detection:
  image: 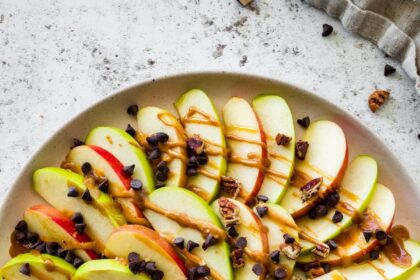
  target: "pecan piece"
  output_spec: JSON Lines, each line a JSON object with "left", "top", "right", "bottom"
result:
{"left": 275, "top": 133, "right": 292, "bottom": 146}
{"left": 186, "top": 134, "right": 205, "bottom": 155}
{"left": 238, "top": 0, "right": 253, "bottom": 6}
{"left": 218, "top": 197, "right": 240, "bottom": 227}
{"left": 280, "top": 241, "right": 302, "bottom": 260}
{"left": 311, "top": 243, "right": 330, "bottom": 258}
{"left": 230, "top": 248, "right": 245, "bottom": 269}
{"left": 307, "top": 266, "right": 326, "bottom": 278}
{"left": 368, "top": 90, "right": 390, "bottom": 112}
{"left": 300, "top": 177, "right": 323, "bottom": 202}
{"left": 221, "top": 176, "right": 241, "bottom": 199}
{"left": 295, "top": 140, "right": 309, "bottom": 160}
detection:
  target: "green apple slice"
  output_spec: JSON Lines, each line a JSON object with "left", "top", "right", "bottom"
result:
{"left": 175, "top": 89, "right": 227, "bottom": 201}
{"left": 0, "top": 253, "right": 75, "bottom": 280}
{"left": 33, "top": 167, "right": 125, "bottom": 250}
{"left": 85, "top": 126, "right": 154, "bottom": 194}
{"left": 212, "top": 198, "right": 269, "bottom": 280}
{"left": 137, "top": 106, "right": 187, "bottom": 188}
{"left": 407, "top": 268, "right": 420, "bottom": 280}
{"left": 73, "top": 259, "right": 149, "bottom": 280}
{"left": 298, "top": 183, "right": 395, "bottom": 265}
{"left": 256, "top": 203, "right": 299, "bottom": 277}
{"left": 252, "top": 94, "right": 295, "bottom": 203}
{"left": 297, "top": 155, "right": 378, "bottom": 254}
{"left": 337, "top": 239, "right": 420, "bottom": 280}
{"left": 143, "top": 187, "right": 233, "bottom": 280}
{"left": 280, "top": 120, "right": 348, "bottom": 218}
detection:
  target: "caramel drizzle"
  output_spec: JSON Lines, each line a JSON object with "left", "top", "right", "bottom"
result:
{"left": 225, "top": 134, "right": 267, "bottom": 148}
{"left": 336, "top": 201, "right": 360, "bottom": 221}
{"left": 184, "top": 184, "right": 212, "bottom": 201}
{"left": 198, "top": 168, "right": 221, "bottom": 181}
{"left": 181, "top": 106, "right": 221, "bottom": 127}
{"left": 268, "top": 151, "right": 293, "bottom": 166}
{"left": 299, "top": 231, "right": 327, "bottom": 247}
{"left": 266, "top": 210, "right": 299, "bottom": 230}
{"left": 227, "top": 125, "right": 259, "bottom": 133}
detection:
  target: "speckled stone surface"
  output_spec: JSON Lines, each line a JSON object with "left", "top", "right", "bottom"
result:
{"left": 0, "top": 0, "right": 419, "bottom": 202}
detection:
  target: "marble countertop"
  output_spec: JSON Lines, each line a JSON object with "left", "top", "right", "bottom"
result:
{"left": 0, "top": 0, "right": 419, "bottom": 201}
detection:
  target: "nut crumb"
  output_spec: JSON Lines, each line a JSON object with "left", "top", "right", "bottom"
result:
{"left": 275, "top": 133, "right": 292, "bottom": 146}
{"left": 368, "top": 90, "right": 390, "bottom": 112}
{"left": 237, "top": 0, "right": 253, "bottom": 6}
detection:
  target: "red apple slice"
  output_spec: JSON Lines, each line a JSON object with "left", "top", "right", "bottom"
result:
{"left": 222, "top": 97, "right": 267, "bottom": 203}
{"left": 64, "top": 145, "right": 146, "bottom": 225}
{"left": 280, "top": 120, "right": 348, "bottom": 218}
{"left": 24, "top": 205, "right": 98, "bottom": 261}
{"left": 105, "top": 225, "right": 187, "bottom": 280}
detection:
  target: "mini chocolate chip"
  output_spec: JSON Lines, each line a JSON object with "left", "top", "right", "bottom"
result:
{"left": 57, "top": 248, "right": 68, "bottom": 258}
{"left": 98, "top": 179, "right": 109, "bottom": 193}
{"left": 203, "top": 234, "right": 217, "bottom": 250}
{"left": 283, "top": 234, "right": 295, "bottom": 244}
{"left": 75, "top": 223, "right": 86, "bottom": 234}
{"left": 196, "top": 265, "right": 210, "bottom": 277}
{"left": 322, "top": 24, "right": 333, "bottom": 36}
{"left": 196, "top": 153, "right": 208, "bottom": 165}
{"left": 72, "top": 212, "right": 84, "bottom": 224}
{"left": 125, "top": 124, "right": 136, "bottom": 136}
{"left": 155, "top": 132, "right": 169, "bottom": 143}
{"left": 129, "top": 261, "right": 142, "bottom": 274}
{"left": 375, "top": 229, "right": 387, "bottom": 241}
{"left": 270, "top": 250, "right": 280, "bottom": 263}
{"left": 81, "top": 189, "right": 92, "bottom": 202}
{"left": 308, "top": 207, "right": 317, "bottom": 219}
{"left": 148, "top": 148, "right": 161, "bottom": 160}
{"left": 322, "top": 263, "right": 331, "bottom": 273}
{"left": 325, "top": 191, "right": 340, "bottom": 208}
{"left": 363, "top": 231, "right": 373, "bottom": 242}
{"left": 65, "top": 250, "right": 75, "bottom": 263}
{"left": 187, "top": 156, "right": 199, "bottom": 168}
{"left": 186, "top": 168, "right": 198, "bottom": 176}
{"left": 81, "top": 162, "right": 92, "bottom": 175}
{"left": 72, "top": 138, "right": 85, "bottom": 148}
{"left": 128, "top": 252, "right": 140, "bottom": 263}
{"left": 188, "top": 267, "right": 197, "bottom": 280}
{"left": 127, "top": 104, "right": 139, "bottom": 116}
{"left": 46, "top": 242, "right": 59, "bottom": 255}
{"left": 157, "top": 161, "right": 169, "bottom": 173}
{"left": 155, "top": 171, "right": 168, "bottom": 182}
{"left": 227, "top": 226, "right": 239, "bottom": 238}
{"left": 186, "top": 240, "right": 199, "bottom": 252}
{"left": 252, "top": 263, "right": 264, "bottom": 276}
{"left": 73, "top": 257, "right": 84, "bottom": 268}
{"left": 15, "top": 220, "right": 28, "bottom": 232}
{"left": 19, "top": 263, "right": 30, "bottom": 276}
{"left": 173, "top": 237, "right": 185, "bottom": 249}
{"left": 67, "top": 186, "right": 79, "bottom": 197}
{"left": 130, "top": 179, "right": 143, "bottom": 191}
{"left": 235, "top": 237, "right": 247, "bottom": 249}
{"left": 327, "top": 240, "right": 338, "bottom": 250}
{"left": 256, "top": 205, "right": 268, "bottom": 218}
{"left": 34, "top": 241, "right": 46, "bottom": 253}
{"left": 297, "top": 116, "right": 311, "bottom": 128}
{"left": 15, "top": 231, "right": 27, "bottom": 243}
{"left": 274, "top": 267, "right": 287, "bottom": 279}
{"left": 123, "top": 164, "right": 135, "bottom": 177}
{"left": 145, "top": 262, "right": 157, "bottom": 273}
{"left": 146, "top": 135, "right": 160, "bottom": 147}
{"left": 152, "top": 270, "right": 164, "bottom": 280}
{"left": 315, "top": 204, "right": 328, "bottom": 217}
{"left": 370, "top": 248, "right": 380, "bottom": 260}
{"left": 295, "top": 140, "right": 309, "bottom": 160}
{"left": 332, "top": 210, "right": 344, "bottom": 223}
{"left": 384, "top": 64, "right": 396, "bottom": 76}
{"left": 257, "top": 195, "right": 269, "bottom": 203}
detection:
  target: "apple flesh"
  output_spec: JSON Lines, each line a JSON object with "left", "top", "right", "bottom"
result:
{"left": 0, "top": 253, "right": 75, "bottom": 280}
{"left": 137, "top": 106, "right": 187, "bottom": 188}
{"left": 222, "top": 97, "right": 267, "bottom": 203}
{"left": 24, "top": 204, "right": 98, "bottom": 261}
{"left": 280, "top": 120, "right": 348, "bottom": 218}
{"left": 105, "top": 225, "right": 186, "bottom": 280}
{"left": 212, "top": 197, "right": 269, "bottom": 280}
{"left": 252, "top": 94, "right": 295, "bottom": 203}
{"left": 143, "top": 187, "right": 233, "bottom": 280}
{"left": 297, "top": 155, "right": 378, "bottom": 254}
{"left": 407, "top": 268, "right": 420, "bottom": 280}
{"left": 33, "top": 167, "right": 126, "bottom": 250}
{"left": 316, "top": 270, "right": 346, "bottom": 280}
{"left": 175, "top": 89, "right": 227, "bottom": 201}
{"left": 73, "top": 259, "right": 149, "bottom": 280}
{"left": 85, "top": 126, "right": 155, "bottom": 194}
{"left": 298, "top": 183, "right": 395, "bottom": 265}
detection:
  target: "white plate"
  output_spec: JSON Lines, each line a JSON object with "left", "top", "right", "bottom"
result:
{"left": 0, "top": 71, "right": 418, "bottom": 264}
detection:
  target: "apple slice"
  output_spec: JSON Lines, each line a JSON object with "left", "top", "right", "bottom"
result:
{"left": 137, "top": 106, "right": 187, "bottom": 188}
{"left": 73, "top": 259, "right": 149, "bottom": 280}
{"left": 0, "top": 253, "right": 76, "bottom": 279}
{"left": 24, "top": 204, "right": 98, "bottom": 261}
{"left": 65, "top": 145, "right": 146, "bottom": 225}
{"left": 298, "top": 183, "right": 395, "bottom": 265}
{"left": 297, "top": 155, "right": 378, "bottom": 254}
{"left": 256, "top": 203, "right": 299, "bottom": 278}
{"left": 407, "top": 268, "right": 420, "bottom": 280}
{"left": 252, "top": 94, "right": 295, "bottom": 203}
{"left": 280, "top": 120, "right": 348, "bottom": 218}
{"left": 222, "top": 97, "right": 267, "bottom": 203}
{"left": 105, "top": 225, "right": 186, "bottom": 280}
{"left": 316, "top": 270, "right": 346, "bottom": 280}
{"left": 175, "top": 89, "right": 227, "bottom": 201}
{"left": 85, "top": 126, "right": 155, "bottom": 194}
{"left": 143, "top": 187, "right": 233, "bottom": 280}
{"left": 33, "top": 167, "right": 126, "bottom": 250}
{"left": 212, "top": 197, "right": 269, "bottom": 280}
{"left": 337, "top": 239, "right": 420, "bottom": 280}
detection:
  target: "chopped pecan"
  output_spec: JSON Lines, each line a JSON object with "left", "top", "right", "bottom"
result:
{"left": 295, "top": 140, "right": 309, "bottom": 160}
{"left": 238, "top": 0, "right": 253, "bottom": 6}
{"left": 218, "top": 197, "right": 240, "bottom": 227}
{"left": 311, "top": 243, "right": 330, "bottom": 258}
{"left": 307, "top": 266, "right": 326, "bottom": 278}
{"left": 280, "top": 241, "right": 302, "bottom": 260}
{"left": 186, "top": 134, "right": 205, "bottom": 155}
{"left": 300, "top": 177, "right": 323, "bottom": 202}
{"left": 230, "top": 248, "right": 245, "bottom": 269}
{"left": 368, "top": 90, "right": 390, "bottom": 112}
{"left": 221, "top": 176, "right": 241, "bottom": 199}
{"left": 275, "top": 133, "right": 292, "bottom": 146}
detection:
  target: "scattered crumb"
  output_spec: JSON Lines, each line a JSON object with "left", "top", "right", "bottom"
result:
{"left": 233, "top": 16, "right": 248, "bottom": 27}
{"left": 368, "top": 90, "right": 390, "bottom": 112}
{"left": 44, "top": 24, "right": 52, "bottom": 30}
{"left": 0, "top": 14, "right": 4, "bottom": 24}
{"left": 147, "top": 59, "right": 156, "bottom": 66}
{"left": 237, "top": 0, "right": 253, "bottom": 6}
{"left": 212, "top": 44, "right": 226, "bottom": 59}
{"left": 239, "top": 55, "right": 247, "bottom": 66}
